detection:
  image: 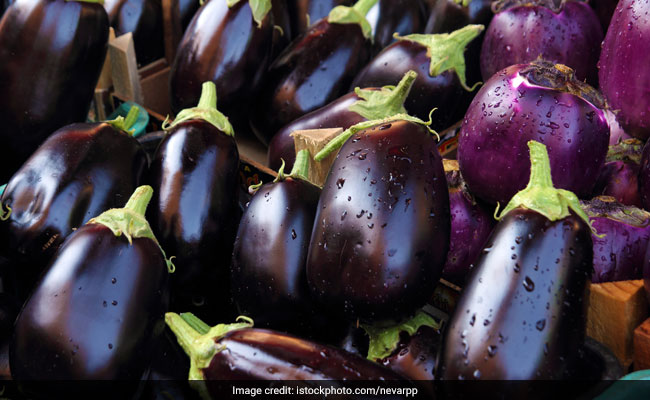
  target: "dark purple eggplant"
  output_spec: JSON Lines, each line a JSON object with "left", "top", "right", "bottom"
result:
{"left": 351, "top": 25, "right": 484, "bottom": 127}
{"left": 170, "top": 0, "right": 275, "bottom": 133}
{"left": 137, "top": 130, "right": 166, "bottom": 163}
{"left": 0, "top": 0, "right": 109, "bottom": 183}
{"left": 442, "top": 159, "right": 495, "bottom": 286}
{"left": 178, "top": 0, "right": 199, "bottom": 31}
{"left": 249, "top": 0, "right": 376, "bottom": 145}
{"left": 231, "top": 150, "right": 322, "bottom": 334}
{"left": 268, "top": 70, "right": 417, "bottom": 171}
{"left": 148, "top": 82, "right": 240, "bottom": 323}
{"left": 0, "top": 107, "right": 148, "bottom": 299}
{"left": 289, "top": 0, "right": 354, "bottom": 35}
{"left": 593, "top": 139, "right": 643, "bottom": 208}
{"left": 270, "top": 0, "right": 293, "bottom": 57}
{"left": 366, "top": 0, "right": 427, "bottom": 53}
{"left": 10, "top": 186, "right": 172, "bottom": 397}
{"left": 306, "top": 116, "right": 450, "bottom": 321}
{"left": 457, "top": 60, "right": 610, "bottom": 206}
{"left": 481, "top": 0, "right": 603, "bottom": 84}
{"left": 599, "top": 0, "right": 650, "bottom": 140}
{"left": 104, "top": 0, "right": 164, "bottom": 67}
{"left": 639, "top": 139, "right": 650, "bottom": 212}
{"left": 581, "top": 196, "right": 650, "bottom": 283}
{"left": 165, "top": 312, "right": 408, "bottom": 399}
{"left": 439, "top": 141, "right": 595, "bottom": 384}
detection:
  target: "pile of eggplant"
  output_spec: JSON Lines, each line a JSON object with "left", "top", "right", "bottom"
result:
{"left": 2, "top": 0, "right": 650, "bottom": 397}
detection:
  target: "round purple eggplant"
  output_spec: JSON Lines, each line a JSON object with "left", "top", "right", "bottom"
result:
{"left": 249, "top": 0, "right": 376, "bottom": 145}
{"left": 0, "top": 0, "right": 109, "bottom": 183}
{"left": 104, "top": 0, "right": 164, "bottom": 67}
{"left": 169, "top": 0, "right": 275, "bottom": 130}
{"left": 351, "top": 25, "right": 484, "bottom": 127}
{"left": 147, "top": 82, "right": 240, "bottom": 323}
{"left": 0, "top": 108, "right": 147, "bottom": 298}
{"left": 231, "top": 150, "right": 323, "bottom": 335}
{"left": 288, "top": 0, "right": 355, "bottom": 35}
{"left": 439, "top": 141, "right": 595, "bottom": 384}
{"left": 593, "top": 139, "right": 643, "bottom": 208}
{"left": 599, "top": 0, "right": 650, "bottom": 140}
{"left": 268, "top": 70, "right": 417, "bottom": 171}
{"left": 582, "top": 196, "right": 650, "bottom": 283}
{"left": 481, "top": 0, "right": 603, "bottom": 84}
{"left": 442, "top": 159, "right": 495, "bottom": 286}
{"left": 306, "top": 116, "right": 450, "bottom": 321}
{"left": 366, "top": 0, "right": 427, "bottom": 53}
{"left": 10, "top": 186, "right": 172, "bottom": 397}
{"left": 457, "top": 60, "right": 610, "bottom": 205}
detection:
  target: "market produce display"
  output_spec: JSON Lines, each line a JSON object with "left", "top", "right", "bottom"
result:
{"left": 2, "top": 0, "right": 650, "bottom": 398}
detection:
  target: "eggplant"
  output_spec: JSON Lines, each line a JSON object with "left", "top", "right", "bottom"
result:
{"left": 581, "top": 196, "right": 650, "bottom": 283}
{"left": 268, "top": 70, "right": 417, "bottom": 171}
{"left": 249, "top": 0, "right": 376, "bottom": 145}
{"left": 0, "top": 107, "right": 148, "bottom": 299}
{"left": 0, "top": 0, "right": 13, "bottom": 16}
{"left": 178, "top": 0, "right": 199, "bottom": 31}
{"left": 593, "top": 139, "right": 643, "bottom": 208}
{"left": 165, "top": 312, "right": 408, "bottom": 399}
{"left": 442, "top": 159, "right": 495, "bottom": 286}
{"left": 366, "top": 0, "right": 427, "bottom": 53}
{"left": 457, "top": 60, "right": 610, "bottom": 206}
{"left": 288, "top": 0, "right": 354, "bottom": 35}
{"left": 10, "top": 186, "right": 172, "bottom": 397}
{"left": 0, "top": 0, "right": 109, "bottom": 183}
{"left": 638, "top": 139, "right": 650, "bottom": 212}
{"left": 170, "top": 0, "right": 275, "bottom": 131}
{"left": 351, "top": 25, "right": 484, "bottom": 128}
{"left": 306, "top": 115, "right": 450, "bottom": 321}
{"left": 231, "top": 150, "right": 322, "bottom": 334}
{"left": 137, "top": 130, "right": 166, "bottom": 163}
{"left": 104, "top": 0, "right": 165, "bottom": 67}
{"left": 599, "top": 0, "right": 650, "bottom": 140}
{"left": 480, "top": 0, "right": 603, "bottom": 84}
{"left": 606, "top": 109, "right": 633, "bottom": 146}
{"left": 147, "top": 82, "right": 240, "bottom": 323}
{"left": 645, "top": 245, "right": 650, "bottom": 302}
{"left": 439, "top": 141, "right": 595, "bottom": 385}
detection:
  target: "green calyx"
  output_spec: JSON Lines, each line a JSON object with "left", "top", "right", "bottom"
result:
{"left": 494, "top": 141, "right": 602, "bottom": 237}
{"left": 165, "top": 312, "right": 254, "bottom": 381}
{"left": 314, "top": 112, "right": 438, "bottom": 162}
{"left": 328, "top": 0, "right": 379, "bottom": 40}
{"left": 348, "top": 70, "right": 417, "bottom": 121}
{"left": 106, "top": 105, "right": 140, "bottom": 136}
{"left": 361, "top": 310, "right": 441, "bottom": 361}
{"left": 87, "top": 185, "right": 176, "bottom": 273}
{"left": 395, "top": 24, "right": 484, "bottom": 91}
{"left": 164, "top": 81, "right": 234, "bottom": 137}
{"left": 0, "top": 184, "right": 9, "bottom": 221}
{"left": 606, "top": 138, "right": 643, "bottom": 164}
{"left": 274, "top": 149, "right": 312, "bottom": 183}
{"left": 227, "top": 0, "right": 272, "bottom": 28}
{"left": 453, "top": 0, "right": 471, "bottom": 6}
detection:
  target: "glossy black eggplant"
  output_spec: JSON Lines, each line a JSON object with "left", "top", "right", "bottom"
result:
{"left": 137, "top": 130, "right": 166, "bottom": 163}
{"left": 231, "top": 151, "right": 322, "bottom": 334}
{"left": 0, "top": 109, "right": 148, "bottom": 298}
{"left": 170, "top": 0, "right": 275, "bottom": 129}
{"left": 351, "top": 25, "right": 484, "bottom": 128}
{"left": 104, "top": 0, "right": 164, "bottom": 67}
{"left": 165, "top": 313, "right": 408, "bottom": 399}
{"left": 10, "top": 186, "right": 172, "bottom": 397}
{"left": 288, "top": 0, "right": 354, "bottom": 35}
{"left": 306, "top": 116, "right": 450, "bottom": 321}
{"left": 267, "top": 70, "right": 417, "bottom": 171}
{"left": 367, "top": 0, "right": 427, "bottom": 53}
{"left": 178, "top": 0, "right": 199, "bottom": 31}
{"left": 148, "top": 82, "right": 240, "bottom": 323}
{"left": 439, "top": 141, "right": 595, "bottom": 387}
{"left": 249, "top": 0, "right": 376, "bottom": 144}
{"left": 0, "top": 0, "right": 109, "bottom": 183}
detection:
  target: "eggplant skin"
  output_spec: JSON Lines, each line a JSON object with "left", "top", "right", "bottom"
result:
{"left": 147, "top": 120, "right": 240, "bottom": 322}
{"left": 0, "top": 0, "right": 109, "bottom": 183}
{"left": 306, "top": 120, "right": 450, "bottom": 321}
{"left": 480, "top": 1, "right": 602, "bottom": 84}
{"left": 10, "top": 224, "right": 169, "bottom": 395}
{"left": 231, "top": 178, "right": 321, "bottom": 333}
{"left": 640, "top": 140, "right": 650, "bottom": 212}
{"left": 439, "top": 209, "right": 592, "bottom": 383}
{"left": 0, "top": 123, "right": 147, "bottom": 287}
{"left": 599, "top": 0, "right": 650, "bottom": 140}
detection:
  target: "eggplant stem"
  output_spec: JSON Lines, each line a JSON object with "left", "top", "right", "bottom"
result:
{"left": 181, "top": 312, "right": 211, "bottom": 335}
{"left": 124, "top": 186, "right": 153, "bottom": 217}
{"left": 106, "top": 105, "right": 140, "bottom": 135}
{"left": 353, "top": 0, "right": 379, "bottom": 15}
{"left": 168, "top": 82, "right": 234, "bottom": 137}
{"left": 0, "top": 203, "right": 11, "bottom": 221}
{"left": 349, "top": 70, "right": 417, "bottom": 121}
{"left": 289, "top": 149, "right": 311, "bottom": 182}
